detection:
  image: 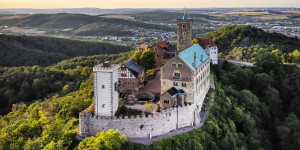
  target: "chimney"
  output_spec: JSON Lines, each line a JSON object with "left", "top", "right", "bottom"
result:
{"left": 193, "top": 52, "right": 196, "bottom": 68}
{"left": 200, "top": 55, "right": 203, "bottom": 63}
{"left": 205, "top": 45, "right": 209, "bottom": 55}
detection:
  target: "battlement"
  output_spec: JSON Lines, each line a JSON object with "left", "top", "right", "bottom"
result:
{"left": 81, "top": 103, "right": 195, "bottom": 121}
{"left": 93, "top": 64, "right": 119, "bottom": 72}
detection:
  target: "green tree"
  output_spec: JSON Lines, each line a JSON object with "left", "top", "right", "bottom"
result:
{"left": 78, "top": 129, "right": 127, "bottom": 150}
{"left": 277, "top": 113, "right": 300, "bottom": 150}
{"left": 144, "top": 102, "right": 154, "bottom": 112}
{"left": 140, "top": 48, "right": 156, "bottom": 70}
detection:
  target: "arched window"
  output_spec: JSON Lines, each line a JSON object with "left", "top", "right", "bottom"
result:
{"left": 182, "top": 32, "right": 186, "bottom": 36}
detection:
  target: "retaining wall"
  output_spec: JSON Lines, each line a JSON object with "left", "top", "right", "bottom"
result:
{"left": 79, "top": 104, "right": 199, "bottom": 138}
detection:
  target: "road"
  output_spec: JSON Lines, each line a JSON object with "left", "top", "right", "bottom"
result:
{"left": 227, "top": 60, "right": 254, "bottom": 67}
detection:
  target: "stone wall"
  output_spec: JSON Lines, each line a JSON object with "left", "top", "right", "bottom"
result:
{"left": 79, "top": 104, "right": 199, "bottom": 138}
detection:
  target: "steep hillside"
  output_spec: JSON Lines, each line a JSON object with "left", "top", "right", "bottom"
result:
{"left": 0, "top": 51, "right": 134, "bottom": 115}
{"left": 0, "top": 34, "right": 132, "bottom": 67}
{"left": 204, "top": 25, "right": 300, "bottom": 53}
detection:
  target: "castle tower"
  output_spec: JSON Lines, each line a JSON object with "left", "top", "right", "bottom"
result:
{"left": 93, "top": 61, "right": 119, "bottom": 117}
{"left": 177, "top": 9, "right": 193, "bottom": 53}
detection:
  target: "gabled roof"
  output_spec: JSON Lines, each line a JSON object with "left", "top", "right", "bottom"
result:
{"left": 157, "top": 41, "right": 168, "bottom": 48}
{"left": 178, "top": 44, "right": 209, "bottom": 71}
{"left": 167, "top": 87, "right": 186, "bottom": 98}
{"left": 123, "top": 59, "right": 145, "bottom": 78}
{"left": 197, "top": 37, "right": 216, "bottom": 47}
{"left": 155, "top": 41, "right": 176, "bottom": 53}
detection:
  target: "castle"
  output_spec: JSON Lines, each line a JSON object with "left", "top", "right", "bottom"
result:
{"left": 78, "top": 11, "right": 214, "bottom": 139}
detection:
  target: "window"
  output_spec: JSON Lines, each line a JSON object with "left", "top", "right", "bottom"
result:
{"left": 173, "top": 72, "right": 180, "bottom": 79}
{"left": 178, "top": 63, "right": 183, "bottom": 68}
{"left": 164, "top": 100, "right": 169, "bottom": 104}
{"left": 214, "top": 51, "right": 217, "bottom": 54}
{"left": 132, "top": 81, "right": 135, "bottom": 84}
{"left": 102, "top": 85, "right": 105, "bottom": 89}
{"left": 157, "top": 54, "right": 159, "bottom": 57}
{"left": 173, "top": 82, "right": 178, "bottom": 86}
{"left": 182, "top": 32, "right": 186, "bottom": 36}
{"left": 102, "top": 104, "right": 105, "bottom": 108}
{"left": 182, "top": 83, "right": 186, "bottom": 87}
{"left": 172, "top": 63, "right": 176, "bottom": 67}
{"left": 121, "top": 67, "right": 127, "bottom": 71}
{"left": 130, "top": 74, "right": 133, "bottom": 77}
{"left": 121, "top": 74, "right": 126, "bottom": 77}
{"left": 182, "top": 24, "right": 187, "bottom": 29}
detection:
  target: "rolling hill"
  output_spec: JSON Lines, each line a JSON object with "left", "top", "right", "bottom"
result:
{"left": 131, "top": 11, "right": 220, "bottom": 23}
{"left": 0, "top": 34, "right": 132, "bottom": 67}
{"left": 0, "top": 13, "right": 174, "bottom": 36}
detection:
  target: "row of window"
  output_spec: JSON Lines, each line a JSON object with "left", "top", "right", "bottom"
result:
{"left": 196, "top": 79, "right": 209, "bottom": 95}
{"left": 163, "top": 100, "right": 170, "bottom": 104}
{"left": 172, "top": 63, "right": 183, "bottom": 68}
{"left": 123, "top": 81, "right": 135, "bottom": 84}
{"left": 173, "top": 82, "right": 186, "bottom": 87}
{"left": 120, "top": 73, "right": 133, "bottom": 78}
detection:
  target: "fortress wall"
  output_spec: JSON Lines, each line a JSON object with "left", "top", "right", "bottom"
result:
{"left": 79, "top": 104, "right": 197, "bottom": 138}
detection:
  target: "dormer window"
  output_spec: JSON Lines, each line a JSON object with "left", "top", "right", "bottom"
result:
{"left": 182, "top": 24, "right": 187, "bottom": 29}
{"left": 178, "top": 63, "right": 183, "bottom": 68}
{"left": 172, "top": 63, "right": 176, "bottom": 67}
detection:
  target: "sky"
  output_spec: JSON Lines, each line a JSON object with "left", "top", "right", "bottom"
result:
{"left": 0, "top": 0, "right": 300, "bottom": 9}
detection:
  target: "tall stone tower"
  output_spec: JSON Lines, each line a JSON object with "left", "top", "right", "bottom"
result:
{"left": 93, "top": 61, "right": 119, "bottom": 117}
{"left": 177, "top": 10, "right": 193, "bottom": 53}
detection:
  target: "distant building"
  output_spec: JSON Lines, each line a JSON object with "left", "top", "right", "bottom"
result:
{"left": 196, "top": 37, "right": 218, "bottom": 64}
{"left": 151, "top": 41, "right": 176, "bottom": 68}
{"left": 93, "top": 61, "right": 119, "bottom": 117}
{"left": 136, "top": 44, "right": 149, "bottom": 52}
{"left": 118, "top": 59, "right": 145, "bottom": 92}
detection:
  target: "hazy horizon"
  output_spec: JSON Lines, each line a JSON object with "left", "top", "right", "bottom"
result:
{"left": 1, "top": 0, "right": 300, "bottom": 9}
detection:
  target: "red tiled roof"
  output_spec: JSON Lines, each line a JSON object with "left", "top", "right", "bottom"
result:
{"left": 196, "top": 37, "right": 216, "bottom": 47}
{"left": 157, "top": 41, "right": 168, "bottom": 48}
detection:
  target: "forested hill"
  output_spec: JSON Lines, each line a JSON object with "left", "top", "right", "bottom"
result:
{"left": 204, "top": 25, "right": 300, "bottom": 53}
{"left": 0, "top": 34, "right": 132, "bottom": 67}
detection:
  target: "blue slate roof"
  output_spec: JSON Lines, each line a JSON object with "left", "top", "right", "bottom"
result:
{"left": 167, "top": 87, "right": 186, "bottom": 98}
{"left": 165, "top": 44, "right": 176, "bottom": 52}
{"left": 178, "top": 44, "right": 209, "bottom": 71}
{"left": 123, "top": 59, "right": 145, "bottom": 78}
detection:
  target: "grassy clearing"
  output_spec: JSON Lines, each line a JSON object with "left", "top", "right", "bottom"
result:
{"left": 260, "top": 15, "right": 289, "bottom": 20}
